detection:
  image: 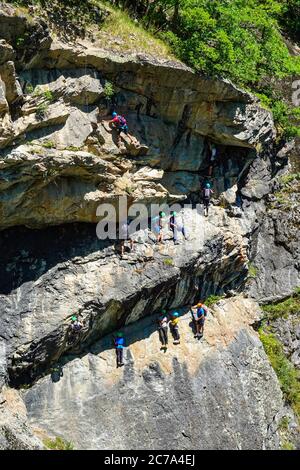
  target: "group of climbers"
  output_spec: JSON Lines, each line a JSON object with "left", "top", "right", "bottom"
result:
{"left": 153, "top": 210, "right": 187, "bottom": 246}
{"left": 108, "top": 110, "right": 216, "bottom": 218}
{"left": 112, "top": 302, "right": 208, "bottom": 367}
{"left": 157, "top": 302, "right": 208, "bottom": 350}
{"left": 157, "top": 310, "right": 180, "bottom": 349}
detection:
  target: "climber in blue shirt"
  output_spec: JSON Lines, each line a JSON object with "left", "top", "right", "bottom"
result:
{"left": 114, "top": 331, "right": 125, "bottom": 367}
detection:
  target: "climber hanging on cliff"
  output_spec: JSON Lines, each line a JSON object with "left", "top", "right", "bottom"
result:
{"left": 208, "top": 142, "right": 218, "bottom": 177}
{"left": 202, "top": 182, "right": 214, "bottom": 217}
{"left": 68, "top": 315, "right": 84, "bottom": 345}
{"left": 169, "top": 312, "right": 180, "bottom": 344}
{"left": 157, "top": 310, "right": 169, "bottom": 350}
{"left": 109, "top": 111, "right": 137, "bottom": 147}
{"left": 114, "top": 331, "right": 125, "bottom": 367}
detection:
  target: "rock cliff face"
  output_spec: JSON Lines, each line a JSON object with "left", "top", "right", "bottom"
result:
{"left": 0, "top": 4, "right": 299, "bottom": 450}
{"left": 23, "top": 297, "right": 285, "bottom": 450}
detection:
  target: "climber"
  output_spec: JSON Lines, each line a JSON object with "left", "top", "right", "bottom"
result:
{"left": 169, "top": 312, "right": 180, "bottom": 344}
{"left": 208, "top": 142, "right": 218, "bottom": 177}
{"left": 114, "top": 331, "right": 125, "bottom": 367}
{"left": 157, "top": 310, "right": 169, "bottom": 350}
{"left": 169, "top": 211, "right": 187, "bottom": 245}
{"left": 68, "top": 315, "right": 83, "bottom": 344}
{"left": 152, "top": 211, "right": 166, "bottom": 244}
{"left": 109, "top": 111, "right": 136, "bottom": 146}
{"left": 119, "top": 219, "right": 134, "bottom": 257}
{"left": 192, "top": 302, "right": 208, "bottom": 338}
{"left": 202, "top": 182, "right": 214, "bottom": 217}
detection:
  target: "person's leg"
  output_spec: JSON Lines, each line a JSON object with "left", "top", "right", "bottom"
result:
{"left": 119, "top": 348, "right": 124, "bottom": 365}
{"left": 158, "top": 327, "right": 165, "bottom": 345}
{"left": 117, "top": 128, "right": 121, "bottom": 146}
{"left": 199, "top": 319, "right": 204, "bottom": 336}
{"left": 175, "top": 327, "right": 180, "bottom": 342}
{"left": 173, "top": 226, "right": 178, "bottom": 243}
{"left": 163, "top": 326, "right": 168, "bottom": 345}
{"left": 123, "top": 126, "right": 135, "bottom": 144}
{"left": 130, "top": 238, "right": 134, "bottom": 251}
{"left": 121, "top": 240, "right": 125, "bottom": 256}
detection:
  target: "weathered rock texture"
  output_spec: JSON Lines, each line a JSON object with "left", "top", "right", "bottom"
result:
{"left": 1, "top": 207, "right": 249, "bottom": 386}
{"left": 0, "top": 3, "right": 299, "bottom": 450}
{"left": 23, "top": 297, "right": 285, "bottom": 450}
{"left": 0, "top": 387, "right": 42, "bottom": 450}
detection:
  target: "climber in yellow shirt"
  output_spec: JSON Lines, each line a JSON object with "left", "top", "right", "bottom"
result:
{"left": 169, "top": 312, "right": 180, "bottom": 344}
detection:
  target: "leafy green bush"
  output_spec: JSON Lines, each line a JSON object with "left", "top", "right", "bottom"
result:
{"left": 103, "top": 81, "right": 115, "bottom": 99}
{"left": 43, "top": 436, "right": 74, "bottom": 450}
{"left": 204, "top": 294, "right": 224, "bottom": 307}
{"left": 115, "top": 0, "right": 300, "bottom": 86}
{"left": 43, "top": 90, "right": 55, "bottom": 102}
{"left": 25, "top": 83, "right": 34, "bottom": 94}
{"left": 262, "top": 288, "right": 300, "bottom": 319}
{"left": 163, "top": 258, "right": 174, "bottom": 266}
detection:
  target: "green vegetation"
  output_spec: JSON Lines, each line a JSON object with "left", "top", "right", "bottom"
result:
{"left": 35, "top": 102, "right": 49, "bottom": 120}
{"left": 24, "top": 83, "right": 34, "bottom": 94}
{"left": 163, "top": 258, "right": 174, "bottom": 266}
{"left": 280, "top": 173, "right": 300, "bottom": 186}
{"left": 111, "top": 0, "right": 300, "bottom": 138}
{"left": 43, "top": 90, "right": 55, "bottom": 102}
{"left": 43, "top": 436, "right": 74, "bottom": 450}
{"left": 41, "top": 140, "right": 55, "bottom": 149}
{"left": 262, "top": 287, "right": 300, "bottom": 320}
{"left": 103, "top": 81, "right": 115, "bottom": 100}
{"left": 259, "top": 328, "right": 300, "bottom": 418}
{"left": 204, "top": 294, "right": 224, "bottom": 307}
{"left": 281, "top": 439, "right": 296, "bottom": 450}
{"left": 97, "top": 1, "right": 173, "bottom": 58}
{"left": 248, "top": 263, "right": 258, "bottom": 278}
{"left": 259, "top": 290, "right": 300, "bottom": 421}
{"left": 64, "top": 145, "right": 82, "bottom": 151}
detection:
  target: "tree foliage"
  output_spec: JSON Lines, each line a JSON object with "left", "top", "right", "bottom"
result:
{"left": 109, "top": 0, "right": 300, "bottom": 87}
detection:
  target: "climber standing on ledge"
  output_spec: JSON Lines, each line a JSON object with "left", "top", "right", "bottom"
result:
{"left": 202, "top": 181, "right": 214, "bottom": 217}
{"left": 169, "top": 312, "right": 180, "bottom": 344}
{"left": 114, "top": 331, "right": 125, "bottom": 367}
{"left": 169, "top": 210, "right": 187, "bottom": 245}
{"left": 191, "top": 302, "right": 208, "bottom": 338}
{"left": 109, "top": 111, "right": 136, "bottom": 147}
{"left": 157, "top": 310, "right": 169, "bottom": 350}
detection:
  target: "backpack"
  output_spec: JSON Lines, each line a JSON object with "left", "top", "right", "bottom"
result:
{"left": 204, "top": 188, "right": 211, "bottom": 198}
{"left": 197, "top": 307, "right": 205, "bottom": 319}
{"left": 117, "top": 115, "right": 127, "bottom": 127}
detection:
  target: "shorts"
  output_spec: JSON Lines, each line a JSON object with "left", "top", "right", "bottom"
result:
{"left": 203, "top": 197, "right": 210, "bottom": 208}
{"left": 197, "top": 317, "right": 205, "bottom": 326}
{"left": 117, "top": 125, "right": 128, "bottom": 135}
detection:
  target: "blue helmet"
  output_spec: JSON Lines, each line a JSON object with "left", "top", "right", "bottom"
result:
{"left": 205, "top": 182, "right": 211, "bottom": 189}
{"left": 112, "top": 111, "right": 117, "bottom": 117}
{"left": 172, "top": 312, "right": 179, "bottom": 317}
